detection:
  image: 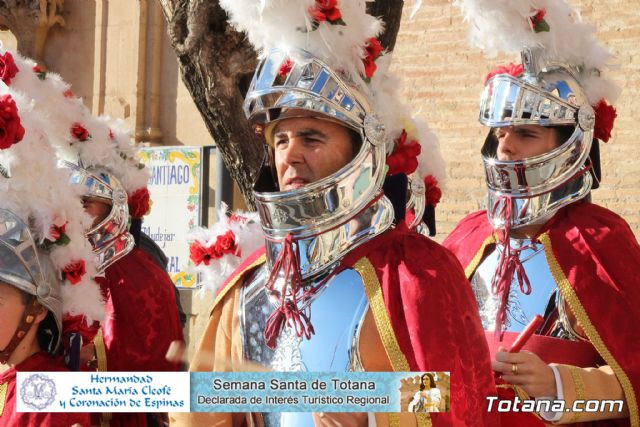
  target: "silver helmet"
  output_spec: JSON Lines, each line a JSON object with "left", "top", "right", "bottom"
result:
{"left": 245, "top": 48, "right": 394, "bottom": 279}
{"left": 0, "top": 209, "right": 63, "bottom": 356}
{"left": 64, "top": 161, "right": 135, "bottom": 273}
{"left": 480, "top": 48, "right": 596, "bottom": 229}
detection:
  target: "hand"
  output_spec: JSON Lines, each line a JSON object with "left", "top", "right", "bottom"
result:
{"left": 312, "top": 412, "right": 368, "bottom": 427}
{"left": 79, "top": 342, "right": 97, "bottom": 370}
{"left": 493, "top": 348, "right": 556, "bottom": 398}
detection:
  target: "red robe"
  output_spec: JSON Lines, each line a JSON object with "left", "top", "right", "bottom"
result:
{"left": 96, "top": 247, "right": 184, "bottom": 426}
{"left": 0, "top": 352, "right": 90, "bottom": 427}
{"left": 215, "top": 222, "right": 499, "bottom": 426}
{"left": 443, "top": 202, "right": 640, "bottom": 427}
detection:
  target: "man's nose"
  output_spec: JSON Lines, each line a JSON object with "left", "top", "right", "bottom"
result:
{"left": 280, "top": 138, "right": 305, "bottom": 164}
{"left": 497, "top": 128, "right": 517, "bottom": 159}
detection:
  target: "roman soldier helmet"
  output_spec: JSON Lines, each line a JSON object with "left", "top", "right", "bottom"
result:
{"left": 458, "top": 0, "right": 619, "bottom": 230}
{"left": 220, "top": 0, "right": 446, "bottom": 280}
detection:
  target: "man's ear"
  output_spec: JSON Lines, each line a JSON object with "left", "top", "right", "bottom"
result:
{"left": 34, "top": 306, "right": 49, "bottom": 325}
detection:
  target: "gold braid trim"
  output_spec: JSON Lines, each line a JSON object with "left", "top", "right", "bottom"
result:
{"left": 93, "top": 328, "right": 111, "bottom": 425}
{"left": 567, "top": 366, "right": 586, "bottom": 423}
{"left": 354, "top": 259, "right": 434, "bottom": 425}
{"left": 464, "top": 235, "right": 495, "bottom": 279}
{"left": 354, "top": 257, "right": 410, "bottom": 372}
{"left": 212, "top": 254, "right": 266, "bottom": 314}
{"left": 94, "top": 328, "right": 107, "bottom": 372}
{"left": 0, "top": 382, "right": 7, "bottom": 417}
{"left": 540, "top": 233, "right": 638, "bottom": 427}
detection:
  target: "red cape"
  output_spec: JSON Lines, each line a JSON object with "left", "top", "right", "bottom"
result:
{"left": 443, "top": 202, "right": 640, "bottom": 426}
{"left": 216, "top": 223, "right": 499, "bottom": 426}
{"left": 0, "top": 352, "right": 90, "bottom": 427}
{"left": 96, "top": 248, "right": 184, "bottom": 427}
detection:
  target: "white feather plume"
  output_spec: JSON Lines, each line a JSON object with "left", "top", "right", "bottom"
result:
{"left": 4, "top": 49, "right": 150, "bottom": 196}
{"left": 455, "top": 0, "right": 620, "bottom": 104}
{"left": 220, "top": 0, "right": 383, "bottom": 92}
{"left": 0, "top": 74, "right": 104, "bottom": 324}
{"left": 187, "top": 204, "right": 263, "bottom": 296}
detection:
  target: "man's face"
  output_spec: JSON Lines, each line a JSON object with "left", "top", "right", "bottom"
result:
{"left": 0, "top": 281, "right": 27, "bottom": 351}
{"left": 273, "top": 117, "right": 355, "bottom": 191}
{"left": 495, "top": 125, "right": 559, "bottom": 161}
{"left": 82, "top": 197, "right": 111, "bottom": 228}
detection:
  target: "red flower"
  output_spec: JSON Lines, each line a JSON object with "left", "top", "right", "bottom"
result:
{"left": 309, "top": 0, "right": 342, "bottom": 23}
{"left": 386, "top": 129, "right": 421, "bottom": 175}
{"left": 215, "top": 230, "right": 238, "bottom": 256}
{"left": 63, "top": 89, "right": 74, "bottom": 98}
{"left": 484, "top": 63, "right": 524, "bottom": 84}
{"left": 189, "top": 241, "right": 208, "bottom": 265}
{"left": 531, "top": 9, "right": 545, "bottom": 24}
{"left": 0, "top": 51, "right": 19, "bottom": 85}
{"left": 278, "top": 58, "right": 293, "bottom": 78}
{"left": 48, "top": 221, "right": 67, "bottom": 241}
{"left": 128, "top": 187, "right": 151, "bottom": 219}
{"left": 71, "top": 123, "right": 90, "bottom": 141}
{"left": 63, "top": 260, "right": 86, "bottom": 285}
{"left": 530, "top": 9, "right": 550, "bottom": 33}
{"left": 0, "top": 94, "right": 25, "bottom": 150}
{"left": 593, "top": 99, "right": 617, "bottom": 142}
{"left": 363, "top": 38, "right": 384, "bottom": 78}
{"left": 189, "top": 241, "right": 222, "bottom": 266}
{"left": 424, "top": 175, "right": 442, "bottom": 207}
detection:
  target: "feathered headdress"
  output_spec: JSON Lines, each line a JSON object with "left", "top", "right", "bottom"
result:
{"left": 223, "top": 0, "right": 446, "bottom": 211}
{"left": 1, "top": 49, "right": 152, "bottom": 219}
{"left": 456, "top": 0, "right": 619, "bottom": 141}
{"left": 0, "top": 50, "right": 104, "bottom": 342}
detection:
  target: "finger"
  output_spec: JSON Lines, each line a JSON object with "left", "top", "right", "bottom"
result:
{"left": 495, "top": 350, "right": 529, "bottom": 364}
{"left": 492, "top": 360, "right": 516, "bottom": 374}
{"left": 501, "top": 374, "right": 534, "bottom": 386}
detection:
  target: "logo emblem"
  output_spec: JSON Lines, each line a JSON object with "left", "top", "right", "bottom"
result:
{"left": 20, "top": 374, "right": 57, "bottom": 410}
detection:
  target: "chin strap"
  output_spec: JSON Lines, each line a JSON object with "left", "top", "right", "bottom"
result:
{"left": 263, "top": 234, "right": 323, "bottom": 350}
{"left": 0, "top": 296, "right": 42, "bottom": 364}
{"left": 490, "top": 196, "right": 534, "bottom": 341}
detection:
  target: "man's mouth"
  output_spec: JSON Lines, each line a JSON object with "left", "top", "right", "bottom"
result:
{"left": 284, "top": 177, "right": 309, "bottom": 189}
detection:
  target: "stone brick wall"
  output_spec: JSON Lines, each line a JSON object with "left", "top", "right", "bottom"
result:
{"left": 390, "top": 0, "right": 640, "bottom": 241}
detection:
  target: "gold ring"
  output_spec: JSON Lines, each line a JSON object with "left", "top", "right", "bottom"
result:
{"left": 511, "top": 363, "right": 519, "bottom": 375}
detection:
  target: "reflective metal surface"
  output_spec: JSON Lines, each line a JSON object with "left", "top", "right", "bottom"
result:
{"left": 406, "top": 173, "right": 426, "bottom": 230}
{"left": 245, "top": 49, "right": 371, "bottom": 133}
{"left": 0, "top": 208, "right": 63, "bottom": 351}
{"left": 240, "top": 266, "right": 369, "bottom": 427}
{"left": 472, "top": 239, "right": 582, "bottom": 340}
{"left": 263, "top": 196, "right": 394, "bottom": 280}
{"left": 479, "top": 48, "right": 596, "bottom": 228}
{"left": 64, "top": 161, "right": 134, "bottom": 273}
{"left": 94, "top": 232, "right": 135, "bottom": 273}
{"left": 486, "top": 173, "right": 592, "bottom": 229}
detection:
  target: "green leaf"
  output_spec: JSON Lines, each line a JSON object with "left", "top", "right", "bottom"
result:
{"left": 534, "top": 20, "right": 550, "bottom": 33}
{"left": 56, "top": 233, "right": 71, "bottom": 247}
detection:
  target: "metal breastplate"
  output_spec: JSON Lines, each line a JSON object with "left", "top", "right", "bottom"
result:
{"left": 471, "top": 238, "right": 563, "bottom": 334}
{"left": 240, "top": 266, "right": 369, "bottom": 427}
